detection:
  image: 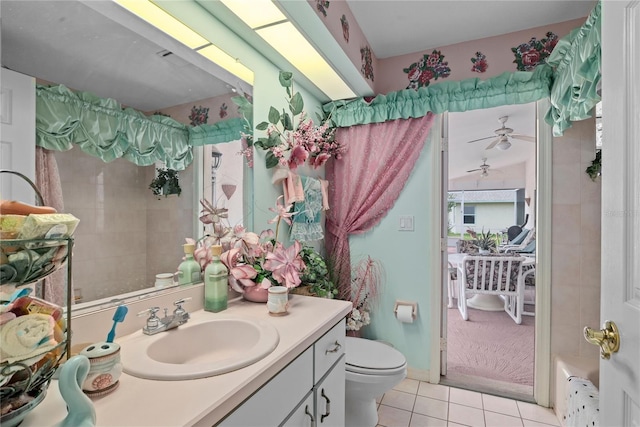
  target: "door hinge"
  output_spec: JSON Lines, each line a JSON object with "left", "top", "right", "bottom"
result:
{"left": 440, "top": 238, "right": 447, "bottom": 252}
{"left": 440, "top": 337, "right": 447, "bottom": 351}
{"left": 441, "top": 137, "right": 448, "bottom": 152}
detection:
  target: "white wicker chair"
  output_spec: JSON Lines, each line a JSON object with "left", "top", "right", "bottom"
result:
{"left": 457, "top": 255, "right": 526, "bottom": 324}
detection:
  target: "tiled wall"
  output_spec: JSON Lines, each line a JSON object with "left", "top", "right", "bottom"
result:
{"left": 551, "top": 117, "right": 601, "bottom": 362}
{"left": 55, "top": 148, "right": 194, "bottom": 303}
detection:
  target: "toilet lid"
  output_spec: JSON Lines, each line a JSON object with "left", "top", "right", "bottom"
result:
{"left": 345, "top": 337, "right": 406, "bottom": 375}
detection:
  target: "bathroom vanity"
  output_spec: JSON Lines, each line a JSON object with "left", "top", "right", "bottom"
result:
{"left": 20, "top": 288, "right": 352, "bottom": 426}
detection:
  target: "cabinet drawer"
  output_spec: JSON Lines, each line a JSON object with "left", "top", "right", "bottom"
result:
{"left": 314, "top": 319, "right": 345, "bottom": 382}
{"left": 220, "top": 347, "right": 313, "bottom": 426}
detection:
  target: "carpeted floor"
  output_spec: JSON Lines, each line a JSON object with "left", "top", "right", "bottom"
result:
{"left": 446, "top": 301, "right": 535, "bottom": 387}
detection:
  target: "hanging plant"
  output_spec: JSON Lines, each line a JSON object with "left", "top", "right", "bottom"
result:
{"left": 149, "top": 168, "right": 181, "bottom": 198}
{"left": 585, "top": 150, "right": 602, "bottom": 182}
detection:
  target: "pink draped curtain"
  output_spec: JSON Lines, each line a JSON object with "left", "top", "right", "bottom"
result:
{"left": 35, "top": 147, "right": 67, "bottom": 306}
{"left": 325, "top": 113, "right": 436, "bottom": 299}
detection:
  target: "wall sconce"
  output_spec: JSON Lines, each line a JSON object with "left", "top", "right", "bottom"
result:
{"left": 211, "top": 146, "right": 223, "bottom": 204}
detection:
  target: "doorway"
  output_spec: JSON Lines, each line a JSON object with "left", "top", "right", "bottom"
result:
{"left": 440, "top": 102, "right": 538, "bottom": 401}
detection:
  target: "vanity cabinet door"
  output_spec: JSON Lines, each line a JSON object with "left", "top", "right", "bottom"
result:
{"left": 281, "top": 392, "right": 315, "bottom": 427}
{"left": 315, "top": 355, "right": 345, "bottom": 427}
{"left": 219, "top": 348, "right": 313, "bottom": 426}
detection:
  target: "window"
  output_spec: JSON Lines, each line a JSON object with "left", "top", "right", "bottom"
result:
{"left": 463, "top": 206, "right": 476, "bottom": 225}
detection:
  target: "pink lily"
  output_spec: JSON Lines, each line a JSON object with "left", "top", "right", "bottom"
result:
{"left": 287, "top": 145, "right": 308, "bottom": 170}
{"left": 268, "top": 195, "right": 297, "bottom": 243}
{"left": 221, "top": 248, "right": 258, "bottom": 292}
{"left": 263, "top": 241, "right": 305, "bottom": 288}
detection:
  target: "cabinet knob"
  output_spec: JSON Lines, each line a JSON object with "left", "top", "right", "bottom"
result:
{"left": 305, "top": 404, "right": 316, "bottom": 427}
{"left": 325, "top": 340, "right": 342, "bottom": 355}
{"left": 320, "top": 388, "right": 331, "bottom": 423}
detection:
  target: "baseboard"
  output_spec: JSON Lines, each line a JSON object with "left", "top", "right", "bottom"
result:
{"left": 407, "top": 367, "right": 431, "bottom": 382}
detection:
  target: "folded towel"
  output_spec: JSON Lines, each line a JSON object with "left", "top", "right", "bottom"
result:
{"left": 0, "top": 313, "right": 58, "bottom": 364}
{"left": 565, "top": 376, "right": 599, "bottom": 427}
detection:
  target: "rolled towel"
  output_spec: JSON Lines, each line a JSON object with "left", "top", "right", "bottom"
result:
{"left": 0, "top": 313, "right": 58, "bottom": 364}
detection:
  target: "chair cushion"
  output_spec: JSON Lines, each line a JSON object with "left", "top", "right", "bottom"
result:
{"left": 464, "top": 256, "right": 523, "bottom": 292}
{"left": 510, "top": 228, "right": 530, "bottom": 245}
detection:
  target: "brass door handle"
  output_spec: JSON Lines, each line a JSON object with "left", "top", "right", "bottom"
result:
{"left": 584, "top": 320, "right": 620, "bottom": 359}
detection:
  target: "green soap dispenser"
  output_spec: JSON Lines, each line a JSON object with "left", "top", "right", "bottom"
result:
{"left": 178, "top": 243, "right": 201, "bottom": 285}
{"left": 204, "top": 245, "right": 228, "bottom": 312}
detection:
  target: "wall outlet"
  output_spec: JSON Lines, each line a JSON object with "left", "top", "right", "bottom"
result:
{"left": 399, "top": 215, "right": 414, "bottom": 231}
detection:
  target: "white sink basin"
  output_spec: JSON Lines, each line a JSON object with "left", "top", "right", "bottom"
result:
{"left": 119, "top": 316, "right": 279, "bottom": 380}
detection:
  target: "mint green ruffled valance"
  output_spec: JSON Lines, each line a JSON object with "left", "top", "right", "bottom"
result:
{"left": 323, "top": 66, "right": 554, "bottom": 127}
{"left": 190, "top": 118, "right": 245, "bottom": 146}
{"left": 544, "top": 1, "right": 601, "bottom": 136}
{"left": 36, "top": 84, "right": 192, "bottom": 170}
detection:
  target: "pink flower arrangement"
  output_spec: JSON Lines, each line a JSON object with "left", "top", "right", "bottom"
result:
{"left": 191, "top": 195, "right": 306, "bottom": 294}
{"left": 253, "top": 71, "right": 345, "bottom": 170}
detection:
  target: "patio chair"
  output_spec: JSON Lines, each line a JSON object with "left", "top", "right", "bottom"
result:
{"left": 457, "top": 255, "right": 526, "bottom": 324}
{"left": 499, "top": 228, "right": 535, "bottom": 253}
{"left": 522, "top": 265, "right": 536, "bottom": 316}
{"left": 505, "top": 239, "right": 536, "bottom": 255}
{"left": 447, "top": 261, "right": 458, "bottom": 308}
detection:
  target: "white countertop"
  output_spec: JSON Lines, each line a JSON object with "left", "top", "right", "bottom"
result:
{"left": 21, "top": 295, "right": 352, "bottom": 427}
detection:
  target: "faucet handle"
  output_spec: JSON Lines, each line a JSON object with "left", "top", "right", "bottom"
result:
{"left": 138, "top": 307, "right": 161, "bottom": 328}
{"left": 173, "top": 298, "right": 192, "bottom": 317}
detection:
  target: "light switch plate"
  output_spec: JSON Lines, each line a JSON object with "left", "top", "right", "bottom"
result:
{"left": 399, "top": 215, "right": 414, "bottom": 231}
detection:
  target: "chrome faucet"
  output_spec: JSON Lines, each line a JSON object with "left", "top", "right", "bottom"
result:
{"left": 138, "top": 298, "right": 191, "bottom": 335}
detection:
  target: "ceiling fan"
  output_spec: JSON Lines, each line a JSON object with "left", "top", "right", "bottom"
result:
{"left": 466, "top": 116, "right": 535, "bottom": 150}
{"left": 466, "top": 158, "right": 492, "bottom": 177}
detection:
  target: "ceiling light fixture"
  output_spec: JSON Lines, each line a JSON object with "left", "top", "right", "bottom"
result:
{"left": 496, "top": 136, "right": 512, "bottom": 151}
{"left": 115, "top": 0, "right": 254, "bottom": 85}
{"left": 220, "top": 0, "right": 356, "bottom": 100}
{"left": 480, "top": 170, "right": 489, "bottom": 178}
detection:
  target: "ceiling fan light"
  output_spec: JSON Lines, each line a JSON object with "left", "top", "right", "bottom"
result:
{"left": 497, "top": 139, "right": 511, "bottom": 150}
{"left": 480, "top": 170, "right": 488, "bottom": 178}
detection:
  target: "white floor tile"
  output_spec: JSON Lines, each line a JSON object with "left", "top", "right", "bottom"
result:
{"left": 484, "top": 411, "right": 524, "bottom": 427}
{"left": 413, "top": 396, "right": 449, "bottom": 420}
{"left": 448, "top": 403, "right": 485, "bottom": 427}
{"left": 482, "top": 394, "right": 520, "bottom": 417}
{"left": 409, "top": 413, "right": 449, "bottom": 427}
{"left": 447, "top": 423, "right": 468, "bottom": 427}
{"left": 378, "top": 404, "right": 412, "bottom": 427}
{"left": 382, "top": 390, "right": 417, "bottom": 412}
{"left": 522, "top": 419, "right": 563, "bottom": 427}
{"left": 418, "top": 382, "right": 450, "bottom": 402}
{"left": 516, "top": 402, "right": 560, "bottom": 426}
{"left": 449, "top": 388, "right": 484, "bottom": 409}
{"left": 395, "top": 378, "right": 421, "bottom": 394}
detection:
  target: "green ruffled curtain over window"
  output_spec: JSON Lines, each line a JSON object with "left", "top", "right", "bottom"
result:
{"left": 324, "top": 1, "right": 601, "bottom": 136}
{"left": 544, "top": 1, "right": 601, "bottom": 136}
{"left": 323, "top": 66, "right": 554, "bottom": 128}
{"left": 36, "top": 85, "right": 246, "bottom": 169}
{"left": 36, "top": 84, "right": 193, "bottom": 170}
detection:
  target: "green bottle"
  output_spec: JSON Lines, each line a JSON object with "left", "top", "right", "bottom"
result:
{"left": 204, "top": 245, "right": 228, "bottom": 312}
{"left": 178, "top": 243, "right": 201, "bottom": 285}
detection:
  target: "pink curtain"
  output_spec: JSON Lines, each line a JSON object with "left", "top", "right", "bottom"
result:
{"left": 35, "top": 147, "right": 67, "bottom": 306}
{"left": 325, "top": 113, "right": 436, "bottom": 299}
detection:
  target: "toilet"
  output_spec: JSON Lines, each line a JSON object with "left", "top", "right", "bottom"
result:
{"left": 345, "top": 337, "right": 407, "bottom": 427}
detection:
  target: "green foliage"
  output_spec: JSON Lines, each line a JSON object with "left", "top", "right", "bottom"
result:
{"left": 475, "top": 228, "right": 497, "bottom": 251}
{"left": 149, "top": 168, "right": 181, "bottom": 198}
{"left": 586, "top": 150, "right": 601, "bottom": 181}
{"left": 299, "top": 246, "right": 338, "bottom": 298}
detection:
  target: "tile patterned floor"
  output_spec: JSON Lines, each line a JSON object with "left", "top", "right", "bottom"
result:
{"left": 375, "top": 379, "right": 561, "bottom": 427}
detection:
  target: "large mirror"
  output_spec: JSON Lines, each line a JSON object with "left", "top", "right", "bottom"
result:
{"left": 1, "top": 0, "right": 253, "bottom": 308}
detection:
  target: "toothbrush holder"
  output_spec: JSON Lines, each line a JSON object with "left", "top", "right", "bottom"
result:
{"left": 78, "top": 342, "right": 122, "bottom": 397}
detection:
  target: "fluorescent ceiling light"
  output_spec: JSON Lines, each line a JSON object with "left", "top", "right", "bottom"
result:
{"left": 222, "top": 0, "right": 356, "bottom": 100}
{"left": 219, "top": 0, "right": 286, "bottom": 29}
{"left": 257, "top": 22, "right": 355, "bottom": 100}
{"left": 198, "top": 45, "right": 254, "bottom": 85}
{"left": 115, "top": 0, "right": 208, "bottom": 49}
{"left": 116, "top": 0, "right": 253, "bottom": 85}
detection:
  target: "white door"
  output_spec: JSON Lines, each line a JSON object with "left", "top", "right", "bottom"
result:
{"left": 598, "top": 1, "right": 640, "bottom": 425}
{"left": 0, "top": 68, "right": 36, "bottom": 201}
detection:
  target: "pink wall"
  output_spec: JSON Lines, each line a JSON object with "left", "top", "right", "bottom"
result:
{"left": 150, "top": 92, "right": 241, "bottom": 125}
{"left": 309, "top": 1, "right": 586, "bottom": 97}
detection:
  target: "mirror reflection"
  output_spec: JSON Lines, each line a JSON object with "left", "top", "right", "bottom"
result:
{"left": 1, "top": 0, "right": 253, "bottom": 308}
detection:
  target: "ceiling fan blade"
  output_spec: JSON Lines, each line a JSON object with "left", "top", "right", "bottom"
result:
{"left": 466, "top": 168, "right": 481, "bottom": 173}
{"left": 466, "top": 135, "right": 495, "bottom": 144}
{"left": 485, "top": 137, "right": 500, "bottom": 150}
{"left": 511, "top": 134, "right": 536, "bottom": 142}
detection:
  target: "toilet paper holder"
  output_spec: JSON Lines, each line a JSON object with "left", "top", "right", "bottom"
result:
{"left": 394, "top": 301, "right": 417, "bottom": 320}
